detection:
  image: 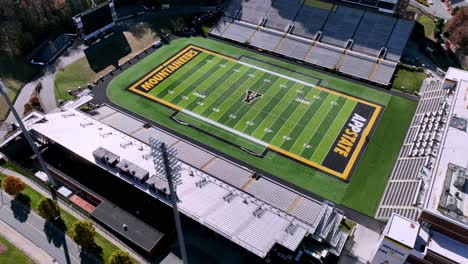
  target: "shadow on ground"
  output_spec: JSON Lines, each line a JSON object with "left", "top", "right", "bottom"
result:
{"left": 44, "top": 218, "right": 75, "bottom": 264}
{"left": 84, "top": 31, "right": 131, "bottom": 72}
{"left": 80, "top": 243, "right": 104, "bottom": 264}
{"left": 44, "top": 218, "right": 67, "bottom": 247}
{"left": 10, "top": 193, "right": 31, "bottom": 222}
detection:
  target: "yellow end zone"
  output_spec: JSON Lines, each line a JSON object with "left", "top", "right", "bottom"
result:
{"left": 127, "top": 44, "right": 383, "bottom": 181}
{"left": 268, "top": 103, "right": 381, "bottom": 180}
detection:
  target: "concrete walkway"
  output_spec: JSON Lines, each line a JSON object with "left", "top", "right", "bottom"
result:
{"left": 410, "top": 0, "right": 451, "bottom": 19}
{"left": 0, "top": 167, "right": 148, "bottom": 264}
{"left": 0, "top": 219, "right": 56, "bottom": 264}
{"left": 0, "top": 187, "right": 83, "bottom": 264}
{"left": 5, "top": 43, "right": 87, "bottom": 123}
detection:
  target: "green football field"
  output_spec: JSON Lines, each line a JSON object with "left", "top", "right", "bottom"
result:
{"left": 128, "top": 45, "right": 381, "bottom": 180}
{"left": 107, "top": 37, "right": 417, "bottom": 216}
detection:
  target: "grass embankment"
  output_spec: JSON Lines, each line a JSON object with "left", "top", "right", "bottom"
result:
{"left": 418, "top": 15, "right": 435, "bottom": 39}
{"left": 0, "top": 234, "right": 35, "bottom": 264}
{"left": 0, "top": 56, "right": 40, "bottom": 120}
{"left": 392, "top": 67, "right": 427, "bottom": 94}
{"left": 304, "top": 0, "right": 336, "bottom": 11}
{"left": 54, "top": 25, "right": 159, "bottom": 104}
{"left": 0, "top": 172, "right": 122, "bottom": 263}
{"left": 107, "top": 37, "right": 416, "bottom": 216}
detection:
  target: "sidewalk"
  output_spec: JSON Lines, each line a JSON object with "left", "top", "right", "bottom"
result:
{"left": 0, "top": 188, "right": 82, "bottom": 264}
{"left": 0, "top": 167, "right": 148, "bottom": 264}
{"left": 0, "top": 220, "right": 56, "bottom": 264}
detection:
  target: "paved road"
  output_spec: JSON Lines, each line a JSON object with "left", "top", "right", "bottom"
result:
{"left": 0, "top": 190, "right": 83, "bottom": 264}
{"left": 0, "top": 43, "right": 87, "bottom": 140}
{"left": 5, "top": 44, "right": 87, "bottom": 122}
{"left": 0, "top": 219, "right": 56, "bottom": 264}
{"left": 410, "top": 0, "right": 451, "bottom": 19}
{"left": 0, "top": 167, "right": 148, "bottom": 264}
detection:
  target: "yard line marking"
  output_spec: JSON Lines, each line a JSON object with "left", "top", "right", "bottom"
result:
{"left": 193, "top": 66, "right": 252, "bottom": 114}
{"left": 179, "top": 61, "right": 238, "bottom": 108}
{"left": 234, "top": 78, "right": 289, "bottom": 132}
{"left": 270, "top": 91, "right": 328, "bottom": 146}
{"left": 311, "top": 100, "right": 357, "bottom": 163}
{"left": 303, "top": 98, "right": 348, "bottom": 160}
{"left": 237, "top": 60, "right": 382, "bottom": 109}
{"left": 162, "top": 57, "right": 226, "bottom": 102}
{"left": 181, "top": 109, "right": 269, "bottom": 147}
{"left": 251, "top": 82, "right": 307, "bottom": 137}
{"left": 289, "top": 94, "right": 338, "bottom": 153}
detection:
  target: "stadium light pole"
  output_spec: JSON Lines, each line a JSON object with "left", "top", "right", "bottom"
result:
{"left": 150, "top": 138, "right": 188, "bottom": 263}
{"left": 0, "top": 79, "right": 57, "bottom": 187}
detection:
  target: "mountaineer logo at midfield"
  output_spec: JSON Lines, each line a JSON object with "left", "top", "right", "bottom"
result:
{"left": 243, "top": 90, "right": 263, "bottom": 104}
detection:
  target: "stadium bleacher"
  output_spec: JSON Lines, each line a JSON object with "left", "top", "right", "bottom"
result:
{"left": 376, "top": 81, "right": 452, "bottom": 221}
{"left": 338, "top": 51, "right": 377, "bottom": 80}
{"left": 320, "top": 6, "right": 364, "bottom": 47}
{"left": 276, "top": 35, "right": 313, "bottom": 60}
{"left": 264, "top": 0, "right": 302, "bottom": 32}
{"left": 221, "top": 21, "right": 257, "bottom": 43}
{"left": 222, "top": 0, "right": 243, "bottom": 19}
{"left": 351, "top": 12, "right": 396, "bottom": 56}
{"left": 291, "top": 5, "right": 329, "bottom": 39}
{"left": 238, "top": 0, "right": 273, "bottom": 25}
{"left": 305, "top": 43, "right": 343, "bottom": 70}
{"left": 249, "top": 28, "right": 284, "bottom": 51}
{"left": 385, "top": 19, "right": 415, "bottom": 61}
{"left": 371, "top": 60, "right": 399, "bottom": 85}
{"left": 211, "top": 0, "right": 415, "bottom": 86}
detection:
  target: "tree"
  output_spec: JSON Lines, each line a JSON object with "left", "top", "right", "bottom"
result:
{"left": 2, "top": 176, "right": 26, "bottom": 196}
{"left": 69, "top": 220, "right": 96, "bottom": 248}
{"left": 37, "top": 198, "right": 60, "bottom": 220}
{"left": 445, "top": 7, "right": 468, "bottom": 50}
{"left": 109, "top": 250, "right": 133, "bottom": 264}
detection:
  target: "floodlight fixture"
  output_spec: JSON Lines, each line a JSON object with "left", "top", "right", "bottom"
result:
{"left": 149, "top": 138, "right": 188, "bottom": 263}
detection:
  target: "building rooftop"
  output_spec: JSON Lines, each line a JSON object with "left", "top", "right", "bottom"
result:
{"left": 386, "top": 214, "right": 419, "bottom": 248}
{"left": 427, "top": 231, "right": 468, "bottom": 263}
{"left": 426, "top": 68, "right": 468, "bottom": 227}
{"left": 92, "top": 201, "right": 164, "bottom": 253}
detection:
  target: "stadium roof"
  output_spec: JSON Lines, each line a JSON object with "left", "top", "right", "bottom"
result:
{"left": 425, "top": 68, "right": 468, "bottom": 228}
{"left": 19, "top": 108, "right": 347, "bottom": 257}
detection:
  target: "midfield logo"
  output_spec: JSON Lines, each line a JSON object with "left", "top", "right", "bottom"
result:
{"left": 243, "top": 90, "right": 263, "bottom": 104}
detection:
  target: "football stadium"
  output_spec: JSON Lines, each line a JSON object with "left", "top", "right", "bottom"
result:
{"left": 107, "top": 37, "right": 416, "bottom": 215}
{"left": 6, "top": 0, "right": 468, "bottom": 262}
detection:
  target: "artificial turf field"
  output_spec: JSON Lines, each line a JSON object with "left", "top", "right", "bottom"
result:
{"left": 128, "top": 45, "right": 381, "bottom": 181}
{"left": 107, "top": 37, "right": 417, "bottom": 216}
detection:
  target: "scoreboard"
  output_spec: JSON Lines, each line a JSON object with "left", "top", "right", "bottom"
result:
{"left": 73, "top": 0, "right": 117, "bottom": 41}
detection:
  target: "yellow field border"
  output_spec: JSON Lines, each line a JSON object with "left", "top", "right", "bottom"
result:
{"left": 268, "top": 104, "right": 381, "bottom": 180}
{"left": 127, "top": 44, "right": 383, "bottom": 181}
